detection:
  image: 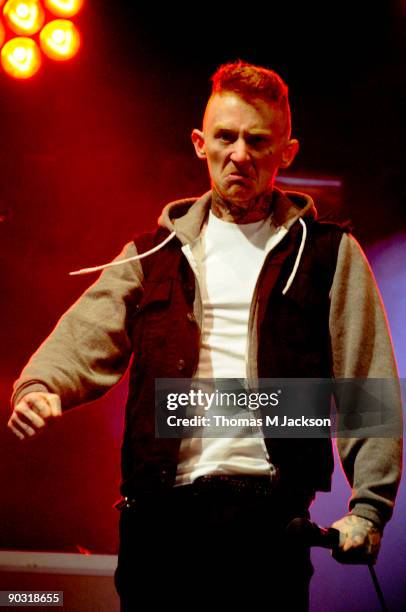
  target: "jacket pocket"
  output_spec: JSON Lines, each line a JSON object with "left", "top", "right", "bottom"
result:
{"left": 129, "top": 279, "right": 173, "bottom": 357}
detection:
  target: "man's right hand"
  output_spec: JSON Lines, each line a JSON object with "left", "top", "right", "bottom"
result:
{"left": 7, "top": 392, "right": 62, "bottom": 441}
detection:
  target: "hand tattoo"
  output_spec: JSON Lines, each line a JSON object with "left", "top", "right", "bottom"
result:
{"left": 331, "top": 514, "right": 381, "bottom": 564}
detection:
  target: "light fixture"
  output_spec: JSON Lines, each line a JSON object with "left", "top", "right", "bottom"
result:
{"left": 39, "top": 18, "right": 79, "bottom": 61}
{"left": 1, "top": 0, "right": 84, "bottom": 78}
{"left": 3, "top": 0, "right": 45, "bottom": 36}
{"left": 43, "top": 0, "right": 83, "bottom": 18}
{"left": 1, "top": 35, "right": 42, "bottom": 78}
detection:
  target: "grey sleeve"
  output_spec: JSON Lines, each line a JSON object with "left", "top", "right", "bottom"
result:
{"left": 329, "top": 232, "right": 403, "bottom": 529}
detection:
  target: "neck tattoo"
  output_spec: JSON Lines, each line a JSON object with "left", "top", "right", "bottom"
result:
{"left": 211, "top": 189, "right": 273, "bottom": 224}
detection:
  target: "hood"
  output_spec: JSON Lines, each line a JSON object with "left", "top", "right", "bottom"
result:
{"left": 70, "top": 188, "right": 316, "bottom": 276}
{"left": 157, "top": 187, "right": 317, "bottom": 245}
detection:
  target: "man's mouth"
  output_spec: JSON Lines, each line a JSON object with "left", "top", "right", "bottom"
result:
{"left": 226, "top": 172, "right": 252, "bottom": 182}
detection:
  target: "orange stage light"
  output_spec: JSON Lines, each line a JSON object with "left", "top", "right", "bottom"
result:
{"left": 3, "top": 0, "right": 45, "bottom": 36}
{"left": 43, "top": 0, "right": 83, "bottom": 18}
{"left": 39, "top": 18, "right": 80, "bottom": 61}
{"left": 1, "top": 36, "right": 41, "bottom": 78}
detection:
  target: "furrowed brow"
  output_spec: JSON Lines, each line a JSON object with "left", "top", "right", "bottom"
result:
{"left": 213, "top": 125, "right": 237, "bottom": 133}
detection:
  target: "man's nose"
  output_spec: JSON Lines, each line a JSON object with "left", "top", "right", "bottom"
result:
{"left": 230, "top": 138, "right": 250, "bottom": 163}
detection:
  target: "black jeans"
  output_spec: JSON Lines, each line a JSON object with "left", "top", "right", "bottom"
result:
{"left": 114, "top": 482, "right": 314, "bottom": 611}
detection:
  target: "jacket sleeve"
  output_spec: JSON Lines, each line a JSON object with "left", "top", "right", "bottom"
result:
{"left": 329, "top": 232, "right": 403, "bottom": 530}
{"left": 11, "top": 241, "right": 144, "bottom": 410}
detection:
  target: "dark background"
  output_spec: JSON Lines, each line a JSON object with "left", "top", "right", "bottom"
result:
{"left": 0, "top": 1, "right": 405, "bottom": 609}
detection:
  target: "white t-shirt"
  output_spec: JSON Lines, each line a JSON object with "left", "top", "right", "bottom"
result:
{"left": 175, "top": 210, "right": 287, "bottom": 485}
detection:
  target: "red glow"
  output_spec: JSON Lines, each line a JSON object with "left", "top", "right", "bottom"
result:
{"left": 44, "top": 0, "right": 83, "bottom": 18}
{"left": 39, "top": 18, "right": 80, "bottom": 61}
{"left": 0, "top": 20, "right": 5, "bottom": 48}
{"left": 3, "top": 0, "right": 45, "bottom": 36}
{"left": 1, "top": 36, "right": 41, "bottom": 78}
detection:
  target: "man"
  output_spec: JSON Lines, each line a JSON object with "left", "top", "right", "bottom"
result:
{"left": 8, "top": 62, "right": 402, "bottom": 610}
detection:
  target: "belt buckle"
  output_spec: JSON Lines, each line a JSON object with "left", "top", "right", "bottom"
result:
{"left": 195, "top": 475, "right": 268, "bottom": 496}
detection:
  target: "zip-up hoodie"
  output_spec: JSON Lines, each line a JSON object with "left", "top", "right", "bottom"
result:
{"left": 11, "top": 188, "right": 403, "bottom": 530}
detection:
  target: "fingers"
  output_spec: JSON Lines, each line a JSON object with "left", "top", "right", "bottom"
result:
{"left": 25, "top": 396, "right": 49, "bottom": 417}
{"left": 331, "top": 515, "right": 381, "bottom": 564}
{"left": 7, "top": 392, "right": 62, "bottom": 441}
{"left": 332, "top": 543, "right": 379, "bottom": 565}
{"left": 25, "top": 392, "right": 61, "bottom": 418}
{"left": 47, "top": 394, "right": 62, "bottom": 418}
{"left": 7, "top": 420, "right": 28, "bottom": 440}
{"left": 8, "top": 411, "right": 39, "bottom": 438}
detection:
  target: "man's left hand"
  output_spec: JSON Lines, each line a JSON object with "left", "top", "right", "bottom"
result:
{"left": 330, "top": 514, "right": 381, "bottom": 565}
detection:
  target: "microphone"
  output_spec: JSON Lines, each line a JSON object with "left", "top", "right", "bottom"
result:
{"left": 286, "top": 517, "right": 340, "bottom": 549}
{"left": 286, "top": 518, "right": 388, "bottom": 611}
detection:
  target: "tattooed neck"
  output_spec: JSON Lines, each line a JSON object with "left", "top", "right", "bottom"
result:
{"left": 211, "top": 189, "right": 273, "bottom": 224}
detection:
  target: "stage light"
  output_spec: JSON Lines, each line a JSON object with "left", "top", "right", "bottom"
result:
{"left": 43, "top": 0, "right": 83, "bottom": 18}
{"left": 3, "top": 0, "right": 45, "bottom": 36}
{"left": 1, "top": 36, "right": 41, "bottom": 78}
{"left": 39, "top": 18, "right": 79, "bottom": 61}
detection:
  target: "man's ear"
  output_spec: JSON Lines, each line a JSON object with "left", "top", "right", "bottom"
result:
{"left": 191, "top": 129, "right": 206, "bottom": 159}
{"left": 279, "top": 139, "right": 299, "bottom": 169}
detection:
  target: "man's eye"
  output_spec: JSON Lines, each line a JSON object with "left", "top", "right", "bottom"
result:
{"left": 217, "top": 132, "right": 234, "bottom": 142}
{"left": 247, "top": 136, "right": 268, "bottom": 146}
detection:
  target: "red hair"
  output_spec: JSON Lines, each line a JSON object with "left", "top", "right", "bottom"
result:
{"left": 210, "top": 60, "right": 291, "bottom": 135}
{"left": 211, "top": 60, "right": 289, "bottom": 105}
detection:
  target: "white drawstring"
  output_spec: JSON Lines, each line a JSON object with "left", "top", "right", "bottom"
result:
{"left": 69, "top": 231, "right": 177, "bottom": 276}
{"left": 282, "top": 218, "right": 307, "bottom": 295}
{"left": 69, "top": 218, "right": 307, "bottom": 284}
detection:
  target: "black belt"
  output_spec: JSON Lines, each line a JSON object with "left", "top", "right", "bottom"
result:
{"left": 114, "top": 475, "right": 278, "bottom": 510}
{"left": 191, "top": 474, "right": 278, "bottom": 496}
{"left": 113, "top": 473, "right": 316, "bottom": 511}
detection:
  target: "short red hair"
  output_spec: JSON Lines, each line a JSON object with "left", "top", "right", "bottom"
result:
{"left": 211, "top": 60, "right": 288, "bottom": 102}
{"left": 210, "top": 60, "right": 291, "bottom": 135}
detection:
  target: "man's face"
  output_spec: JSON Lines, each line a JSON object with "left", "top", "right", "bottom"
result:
{"left": 192, "top": 92, "right": 298, "bottom": 205}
